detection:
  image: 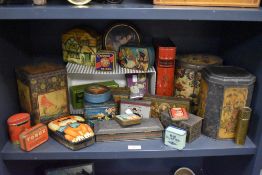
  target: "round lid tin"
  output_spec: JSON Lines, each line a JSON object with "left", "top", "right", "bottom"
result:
{"left": 84, "top": 84, "right": 112, "bottom": 103}
{"left": 202, "top": 66, "right": 256, "bottom": 86}
{"left": 174, "top": 167, "right": 195, "bottom": 175}
{"left": 104, "top": 23, "right": 141, "bottom": 52}
{"left": 67, "top": 0, "right": 92, "bottom": 5}
{"left": 7, "top": 113, "right": 30, "bottom": 125}
{"left": 176, "top": 54, "right": 223, "bottom": 70}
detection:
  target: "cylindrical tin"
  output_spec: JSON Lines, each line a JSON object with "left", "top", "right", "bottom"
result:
{"left": 198, "top": 66, "right": 256, "bottom": 139}
{"left": 235, "top": 107, "right": 252, "bottom": 145}
{"left": 174, "top": 54, "right": 222, "bottom": 114}
{"left": 7, "top": 113, "right": 31, "bottom": 144}
{"left": 84, "top": 84, "right": 112, "bottom": 103}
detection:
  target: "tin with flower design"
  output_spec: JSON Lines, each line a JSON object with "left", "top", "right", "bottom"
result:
{"left": 16, "top": 63, "right": 70, "bottom": 124}
{"left": 174, "top": 54, "right": 222, "bottom": 114}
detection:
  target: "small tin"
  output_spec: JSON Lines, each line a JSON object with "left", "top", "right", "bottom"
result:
{"left": 67, "top": 0, "right": 92, "bottom": 5}
{"left": 126, "top": 73, "right": 148, "bottom": 99}
{"left": 84, "top": 84, "right": 112, "bottom": 104}
{"left": 164, "top": 126, "right": 187, "bottom": 150}
{"left": 170, "top": 107, "right": 189, "bottom": 121}
{"left": 174, "top": 167, "right": 195, "bottom": 175}
{"left": 115, "top": 114, "right": 141, "bottom": 127}
{"left": 7, "top": 113, "right": 31, "bottom": 144}
{"left": 96, "top": 50, "right": 116, "bottom": 71}
{"left": 120, "top": 99, "right": 151, "bottom": 119}
{"left": 19, "top": 123, "right": 48, "bottom": 152}
{"left": 198, "top": 66, "right": 256, "bottom": 139}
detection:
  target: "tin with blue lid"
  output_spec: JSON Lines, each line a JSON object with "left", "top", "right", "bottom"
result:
{"left": 84, "top": 84, "right": 112, "bottom": 104}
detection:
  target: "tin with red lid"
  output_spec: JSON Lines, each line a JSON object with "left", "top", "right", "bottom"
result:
{"left": 7, "top": 113, "right": 31, "bottom": 144}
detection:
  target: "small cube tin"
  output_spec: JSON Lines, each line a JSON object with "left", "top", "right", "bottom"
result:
{"left": 115, "top": 114, "right": 141, "bottom": 127}
{"left": 96, "top": 50, "right": 116, "bottom": 71}
{"left": 84, "top": 84, "right": 112, "bottom": 104}
{"left": 19, "top": 123, "right": 48, "bottom": 152}
{"left": 164, "top": 126, "right": 187, "bottom": 150}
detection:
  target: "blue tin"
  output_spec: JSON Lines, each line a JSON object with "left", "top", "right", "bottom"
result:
{"left": 84, "top": 84, "right": 112, "bottom": 104}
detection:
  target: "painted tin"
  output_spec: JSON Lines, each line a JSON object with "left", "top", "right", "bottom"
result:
{"left": 95, "top": 118, "right": 164, "bottom": 142}
{"left": 198, "top": 66, "right": 256, "bottom": 139}
{"left": 170, "top": 107, "right": 189, "bottom": 121}
{"left": 115, "top": 114, "right": 141, "bottom": 127}
{"left": 16, "top": 63, "right": 69, "bottom": 124}
{"left": 96, "top": 50, "right": 116, "bottom": 71}
{"left": 120, "top": 99, "right": 151, "bottom": 119}
{"left": 62, "top": 28, "right": 102, "bottom": 67}
{"left": 84, "top": 84, "right": 112, "bottom": 104}
{"left": 19, "top": 123, "right": 48, "bottom": 152}
{"left": 126, "top": 74, "right": 148, "bottom": 99}
{"left": 7, "top": 113, "right": 31, "bottom": 144}
{"left": 143, "top": 94, "right": 191, "bottom": 119}
{"left": 48, "top": 116, "right": 95, "bottom": 150}
{"left": 164, "top": 126, "right": 187, "bottom": 150}
{"left": 174, "top": 54, "right": 223, "bottom": 114}
{"left": 104, "top": 23, "right": 141, "bottom": 52}
{"left": 118, "top": 46, "right": 155, "bottom": 71}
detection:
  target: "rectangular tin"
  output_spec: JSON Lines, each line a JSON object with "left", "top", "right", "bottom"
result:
{"left": 115, "top": 114, "right": 141, "bottom": 127}
{"left": 120, "top": 99, "right": 151, "bottom": 119}
{"left": 96, "top": 50, "right": 116, "bottom": 71}
{"left": 170, "top": 107, "right": 189, "bottom": 121}
{"left": 126, "top": 74, "right": 148, "bottom": 99}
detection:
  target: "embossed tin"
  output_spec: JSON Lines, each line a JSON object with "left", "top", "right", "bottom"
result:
{"left": 198, "top": 66, "right": 255, "bottom": 139}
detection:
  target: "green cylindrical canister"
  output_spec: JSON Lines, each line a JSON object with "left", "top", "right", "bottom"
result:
{"left": 174, "top": 54, "right": 222, "bottom": 114}
{"left": 198, "top": 66, "right": 256, "bottom": 139}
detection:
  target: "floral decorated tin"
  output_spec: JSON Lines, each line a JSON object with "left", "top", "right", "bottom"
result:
{"left": 174, "top": 54, "right": 222, "bottom": 114}
{"left": 16, "top": 63, "right": 69, "bottom": 124}
{"left": 198, "top": 66, "right": 255, "bottom": 139}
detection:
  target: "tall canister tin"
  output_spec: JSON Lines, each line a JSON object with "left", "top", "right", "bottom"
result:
{"left": 198, "top": 66, "right": 256, "bottom": 139}
{"left": 174, "top": 54, "right": 222, "bottom": 113}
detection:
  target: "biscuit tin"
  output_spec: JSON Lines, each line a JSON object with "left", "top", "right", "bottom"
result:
{"left": 164, "top": 126, "right": 187, "bottom": 150}
{"left": 115, "top": 114, "right": 141, "bottom": 127}
{"left": 48, "top": 116, "right": 95, "bottom": 150}
{"left": 143, "top": 95, "right": 191, "bottom": 118}
{"left": 119, "top": 46, "right": 155, "bottom": 71}
{"left": 104, "top": 23, "right": 141, "bottom": 52}
{"left": 62, "top": 28, "right": 102, "bottom": 67}
{"left": 16, "top": 63, "right": 70, "bottom": 124}
{"left": 174, "top": 54, "right": 222, "bottom": 114}
{"left": 19, "top": 123, "right": 48, "bottom": 152}
{"left": 198, "top": 66, "right": 255, "bottom": 139}
{"left": 120, "top": 99, "right": 151, "bottom": 119}
{"left": 126, "top": 74, "right": 148, "bottom": 99}
{"left": 96, "top": 50, "right": 116, "bottom": 71}
{"left": 7, "top": 113, "right": 31, "bottom": 144}
{"left": 95, "top": 118, "right": 163, "bottom": 142}
{"left": 84, "top": 84, "right": 112, "bottom": 104}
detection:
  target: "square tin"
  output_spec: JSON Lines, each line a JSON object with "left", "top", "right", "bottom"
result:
{"left": 164, "top": 126, "right": 187, "bottom": 150}
{"left": 96, "top": 50, "right": 116, "bottom": 71}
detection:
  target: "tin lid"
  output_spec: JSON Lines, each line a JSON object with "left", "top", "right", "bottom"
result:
{"left": 7, "top": 113, "right": 30, "bottom": 125}
{"left": 16, "top": 63, "right": 65, "bottom": 75}
{"left": 176, "top": 54, "right": 223, "bottom": 70}
{"left": 202, "top": 66, "right": 256, "bottom": 86}
{"left": 85, "top": 84, "right": 111, "bottom": 95}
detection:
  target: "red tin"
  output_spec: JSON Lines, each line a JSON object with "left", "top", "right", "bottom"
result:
{"left": 7, "top": 113, "right": 31, "bottom": 144}
{"left": 19, "top": 123, "right": 48, "bottom": 151}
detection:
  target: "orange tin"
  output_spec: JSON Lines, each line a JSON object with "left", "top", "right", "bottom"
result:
{"left": 7, "top": 113, "right": 31, "bottom": 144}
{"left": 19, "top": 123, "right": 48, "bottom": 151}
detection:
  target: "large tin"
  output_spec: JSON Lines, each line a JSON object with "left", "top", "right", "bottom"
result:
{"left": 19, "top": 123, "right": 48, "bottom": 152}
{"left": 62, "top": 28, "right": 102, "bottom": 67}
{"left": 95, "top": 118, "right": 163, "bottom": 142}
{"left": 7, "top": 113, "right": 31, "bottom": 144}
{"left": 174, "top": 54, "right": 222, "bottom": 114}
{"left": 120, "top": 99, "right": 151, "bottom": 119}
{"left": 16, "top": 63, "right": 70, "bottom": 124}
{"left": 198, "top": 66, "right": 256, "bottom": 139}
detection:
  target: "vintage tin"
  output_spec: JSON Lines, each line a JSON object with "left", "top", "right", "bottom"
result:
{"left": 118, "top": 46, "right": 155, "bottom": 71}
{"left": 84, "top": 100, "right": 118, "bottom": 120}
{"left": 154, "top": 38, "right": 176, "bottom": 96}
{"left": 19, "top": 123, "right": 48, "bottom": 152}
{"left": 143, "top": 95, "right": 191, "bottom": 119}
{"left": 104, "top": 23, "right": 141, "bottom": 52}
{"left": 164, "top": 126, "right": 187, "bottom": 150}
{"left": 96, "top": 50, "right": 116, "bottom": 71}
{"left": 126, "top": 74, "right": 148, "bottom": 99}
{"left": 7, "top": 113, "right": 31, "bottom": 144}
{"left": 174, "top": 54, "right": 223, "bottom": 114}
{"left": 111, "top": 87, "right": 130, "bottom": 104}
{"left": 115, "top": 114, "right": 141, "bottom": 127}
{"left": 16, "top": 63, "right": 69, "bottom": 124}
{"left": 95, "top": 118, "right": 163, "bottom": 142}
{"left": 70, "top": 80, "right": 119, "bottom": 109}
{"left": 84, "top": 84, "right": 112, "bottom": 104}
{"left": 198, "top": 66, "right": 256, "bottom": 139}
{"left": 120, "top": 99, "right": 151, "bottom": 119}
{"left": 170, "top": 107, "right": 189, "bottom": 121}
{"left": 174, "top": 167, "right": 195, "bottom": 175}
{"left": 62, "top": 28, "right": 102, "bottom": 67}
{"left": 48, "top": 116, "right": 95, "bottom": 150}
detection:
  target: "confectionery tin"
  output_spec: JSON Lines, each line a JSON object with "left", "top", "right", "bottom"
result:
{"left": 67, "top": 0, "right": 92, "bottom": 5}
{"left": 104, "top": 23, "right": 141, "bottom": 52}
{"left": 118, "top": 46, "right": 155, "bottom": 71}
{"left": 48, "top": 116, "right": 95, "bottom": 150}
{"left": 62, "top": 28, "right": 102, "bottom": 67}
{"left": 96, "top": 50, "right": 116, "bottom": 71}
{"left": 198, "top": 66, "right": 256, "bottom": 139}
{"left": 16, "top": 63, "right": 69, "bottom": 124}
{"left": 115, "top": 114, "right": 141, "bottom": 127}
{"left": 174, "top": 54, "right": 223, "bottom": 114}
{"left": 95, "top": 118, "right": 163, "bottom": 142}
{"left": 7, "top": 113, "right": 31, "bottom": 144}
{"left": 120, "top": 99, "right": 151, "bottom": 119}
{"left": 126, "top": 74, "right": 148, "bottom": 99}
{"left": 84, "top": 84, "right": 112, "bottom": 104}
{"left": 19, "top": 123, "right": 48, "bottom": 152}
{"left": 164, "top": 126, "right": 187, "bottom": 150}
{"left": 170, "top": 107, "right": 189, "bottom": 121}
